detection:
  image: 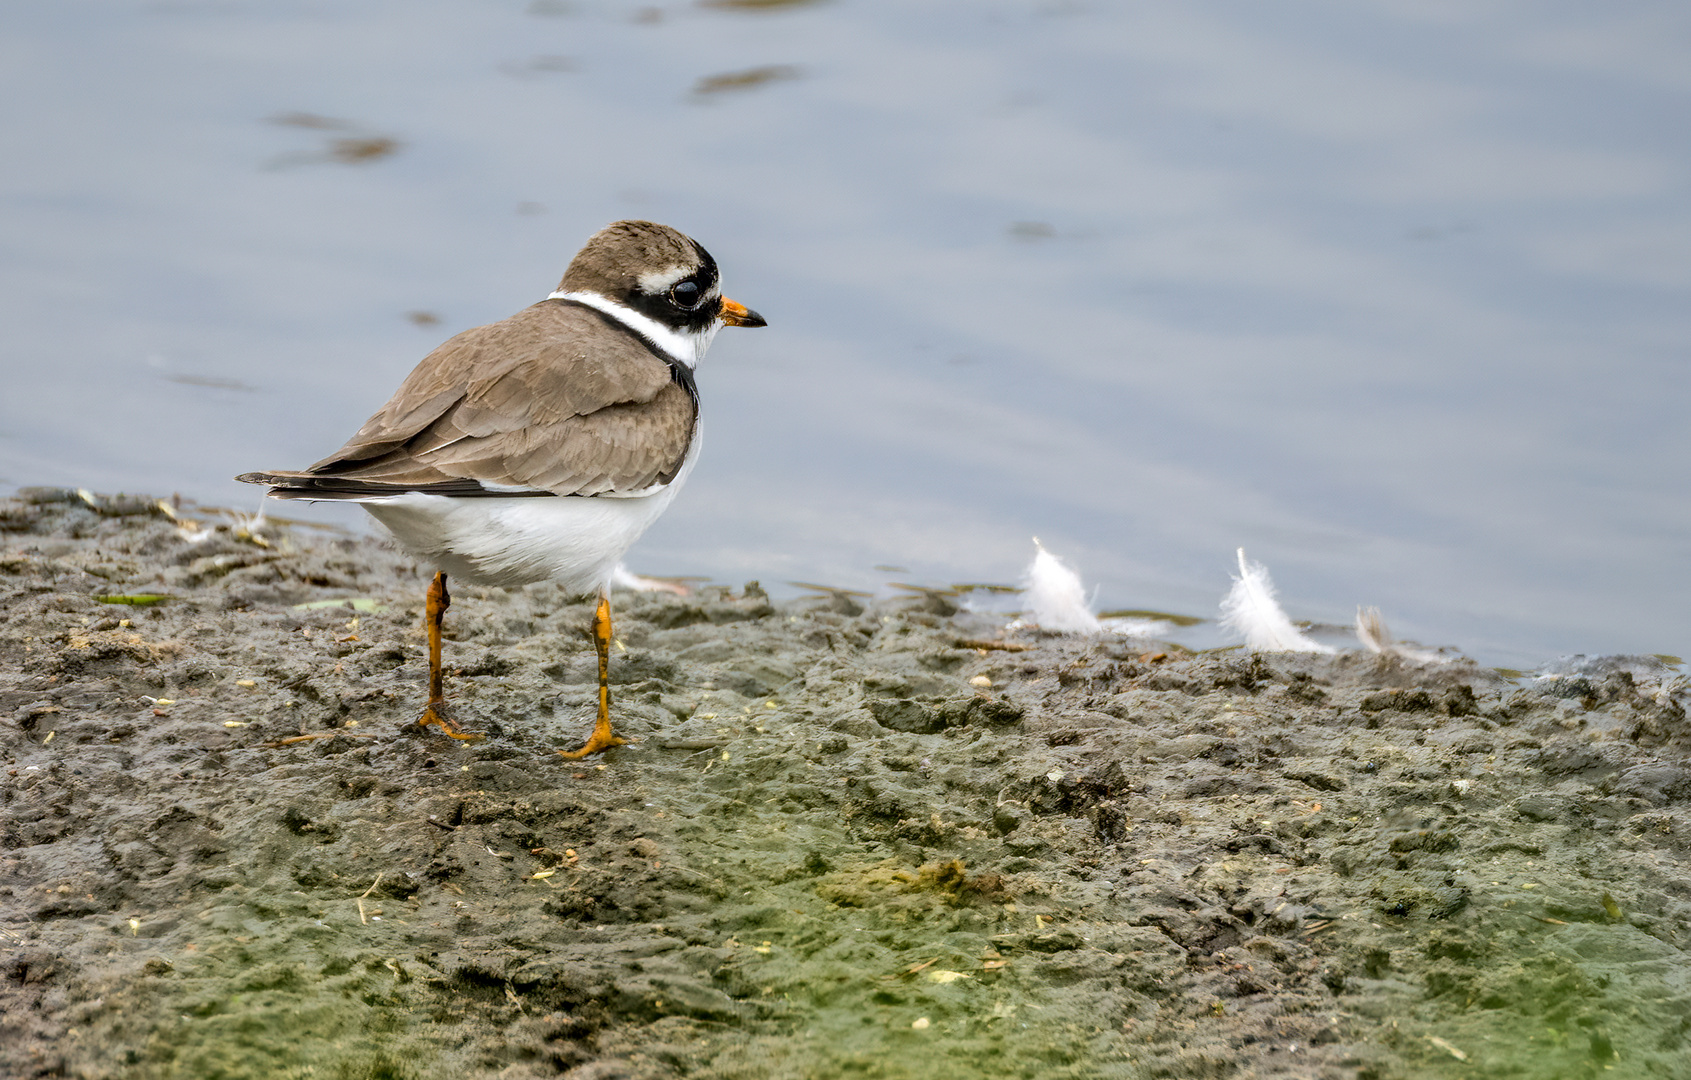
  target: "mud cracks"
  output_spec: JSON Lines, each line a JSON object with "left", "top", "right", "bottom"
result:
{"left": 3, "top": 490, "right": 1690, "bottom": 1078}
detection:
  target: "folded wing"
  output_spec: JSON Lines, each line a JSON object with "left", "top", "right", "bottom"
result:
{"left": 238, "top": 302, "right": 696, "bottom": 500}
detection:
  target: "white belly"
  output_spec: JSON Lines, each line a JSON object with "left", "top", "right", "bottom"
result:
{"left": 359, "top": 420, "right": 701, "bottom": 593}
{"left": 360, "top": 484, "right": 682, "bottom": 593}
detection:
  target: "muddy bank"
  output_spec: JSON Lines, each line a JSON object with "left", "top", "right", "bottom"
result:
{"left": 2, "top": 488, "right": 1689, "bottom": 1079}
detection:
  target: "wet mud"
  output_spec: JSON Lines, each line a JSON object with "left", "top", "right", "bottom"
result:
{"left": 3, "top": 489, "right": 1689, "bottom": 1079}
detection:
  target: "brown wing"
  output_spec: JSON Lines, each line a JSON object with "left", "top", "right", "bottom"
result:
{"left": 244, "top": 301, "right": 696, "bottom": 498}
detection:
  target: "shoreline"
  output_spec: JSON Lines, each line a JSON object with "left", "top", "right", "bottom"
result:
{"left": 3, "top": 488, "right": 1689, "bottom": 1079}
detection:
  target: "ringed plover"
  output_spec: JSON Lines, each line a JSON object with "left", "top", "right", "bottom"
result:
{"left": 238, "top": 219, "right": 765, "bottom": 757}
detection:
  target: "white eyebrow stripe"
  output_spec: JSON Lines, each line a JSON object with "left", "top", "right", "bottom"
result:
{"left": 636, "top": 265, "right": 695, "bottom": 294}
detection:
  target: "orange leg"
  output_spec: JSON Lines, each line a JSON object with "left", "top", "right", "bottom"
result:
{"left": 415, "top": 572, "right": 479, "bottom": 740}
{"left": 559, "top": 592, "right": 629, "bottom": 759}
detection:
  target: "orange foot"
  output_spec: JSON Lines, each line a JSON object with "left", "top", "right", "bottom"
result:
{"left": 415, "top": 702, "right": 482, "bottom": 741}
{"left": 558, "top": 716, "right": 630, "bottom": 759}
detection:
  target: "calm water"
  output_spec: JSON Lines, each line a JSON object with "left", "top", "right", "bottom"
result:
{"left": 3, "top": 1, "right": 1688, "bottom": 668}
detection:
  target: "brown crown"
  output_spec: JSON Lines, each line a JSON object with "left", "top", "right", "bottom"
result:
{"left": 557, "top": 220, "right": 707, "bottom": 297}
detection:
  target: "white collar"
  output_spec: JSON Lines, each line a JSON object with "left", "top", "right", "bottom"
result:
{"left": 547, "top": 290, "right": 718, "bottom": 369}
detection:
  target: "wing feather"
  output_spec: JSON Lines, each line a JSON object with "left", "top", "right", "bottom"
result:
{"left": 274, "top": 300, "right": 695, "bottom": 497}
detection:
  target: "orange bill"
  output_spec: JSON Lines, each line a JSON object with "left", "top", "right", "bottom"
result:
{"left": 718, "top": 296, "right": 767, "bottom": 328}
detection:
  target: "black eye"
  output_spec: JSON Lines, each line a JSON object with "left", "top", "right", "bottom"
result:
{"left": 670, "top": 280, "right": 701, "bottom": 309}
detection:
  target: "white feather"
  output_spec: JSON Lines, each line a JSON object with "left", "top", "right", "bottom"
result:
{"left": 1009, "top": 539, "right": 1174, "bottom": 638}
{"left": 1219, "top": 548, "right": 1334, "bottom": 653}
{"left": 1098, "top": 614, "right": 1173, "bottom": 638}
{"left": 1023, "top": 538, "right": 1102, "bottom": 634}
{"left": 1355, "top": 606, "right": 1389, "bottom": 654}
{"left": 610, "top": 563, "right": 689, "bottom": 596}
{"left": 1355, "top": 606, "right": 1447, "bottom": 664}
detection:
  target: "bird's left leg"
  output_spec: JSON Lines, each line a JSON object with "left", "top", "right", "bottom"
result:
{"left": 415, "top": 571, "right": 479, "bottom": 740}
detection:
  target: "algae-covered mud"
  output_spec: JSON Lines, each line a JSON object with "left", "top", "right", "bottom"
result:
{"left": 3, "top": 489, "right": 1689, "bottom": 1079}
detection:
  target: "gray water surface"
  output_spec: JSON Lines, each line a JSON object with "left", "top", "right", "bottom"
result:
{"left": 3, "top": 1, "right": 1688, "bottom": 668}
